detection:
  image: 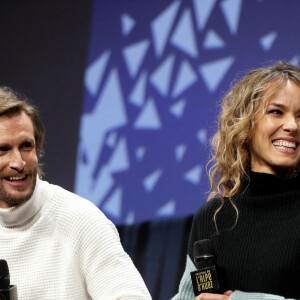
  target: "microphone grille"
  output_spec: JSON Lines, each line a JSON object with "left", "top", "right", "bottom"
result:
{"left": 194, "top": 239, "right": 215, "bottom": 258}
{"left": 0, "top": 260, "right": 9, "bottom": 278}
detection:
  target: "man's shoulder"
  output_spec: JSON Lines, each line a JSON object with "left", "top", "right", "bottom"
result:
{"left": 39, "top": 179, "right": 109, "bottom": 226}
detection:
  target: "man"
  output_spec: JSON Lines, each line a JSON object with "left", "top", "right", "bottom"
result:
{"left": 0, "top": 86, "right": 151, "bottom": 299}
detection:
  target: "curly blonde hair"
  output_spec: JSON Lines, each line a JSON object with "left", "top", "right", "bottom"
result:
{"left": 208, "top": 61, "right": 300, "bottom": 230}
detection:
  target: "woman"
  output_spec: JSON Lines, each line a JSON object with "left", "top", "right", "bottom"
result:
{"left": 172, "top": 61, "right": 300, "bottom": 300}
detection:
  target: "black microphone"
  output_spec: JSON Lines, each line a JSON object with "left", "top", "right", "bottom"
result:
{"left": 0, "top": 260, "right": 17, "bottom": 300}
{"left": 190, "top": 239, "right": 224, "bottom": 296}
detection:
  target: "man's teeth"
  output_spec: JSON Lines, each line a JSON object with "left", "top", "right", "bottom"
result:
{"left": 272, "top": 141, "right": 296, "bottom": 150}
{"left": 8, "top": 176, "right": 26, "bottom": 181}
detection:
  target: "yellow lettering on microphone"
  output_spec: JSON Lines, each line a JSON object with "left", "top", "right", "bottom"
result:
{"left": 195, "top": 269, "right": 214, "bottom": 292}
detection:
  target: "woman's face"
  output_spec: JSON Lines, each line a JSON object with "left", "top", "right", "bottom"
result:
{"left": 249, "top": 79, "right": 300, "bottom": 177}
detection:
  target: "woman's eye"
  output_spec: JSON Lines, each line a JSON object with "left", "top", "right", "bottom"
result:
{"left": 268, "top": 109, "right": 282, "bottom": 115}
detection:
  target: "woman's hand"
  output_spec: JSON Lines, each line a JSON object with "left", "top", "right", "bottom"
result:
{"left": 195, "top": 290, "right": 233, "bottom": 300}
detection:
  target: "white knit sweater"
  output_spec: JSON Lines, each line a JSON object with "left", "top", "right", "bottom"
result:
{"left": 0, "top": 177, "right": 151, "bottom": 300}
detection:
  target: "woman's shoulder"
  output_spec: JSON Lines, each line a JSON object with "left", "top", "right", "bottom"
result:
{"left": 194, "top": 197, "right": 222, "bottom": 220}
{"left": 190, "top": 196, "right": 238, "bottom": 239}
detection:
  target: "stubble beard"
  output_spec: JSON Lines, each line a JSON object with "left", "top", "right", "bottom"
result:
{"left": 0, "top": 171, "right": 37, "bottom": 207}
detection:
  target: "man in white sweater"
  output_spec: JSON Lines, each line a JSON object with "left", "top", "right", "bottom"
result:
{"left": 0, "top": 86, "right": 151, "bottom": 299}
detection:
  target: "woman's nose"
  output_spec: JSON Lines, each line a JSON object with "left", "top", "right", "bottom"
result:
{"left": 283, "top": 115, "right": 299, "bottom": 132}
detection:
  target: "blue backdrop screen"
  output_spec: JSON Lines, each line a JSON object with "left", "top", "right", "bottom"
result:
{"left": 74, "top": 0, "right": 300, "bottom": 225}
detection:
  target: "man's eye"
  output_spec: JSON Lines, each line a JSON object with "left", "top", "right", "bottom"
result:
{"left": 0, "top": 146, "right": 9, "bottom": 152}
{"left": 22, "top": 142, "right": 32, "bottom": 149}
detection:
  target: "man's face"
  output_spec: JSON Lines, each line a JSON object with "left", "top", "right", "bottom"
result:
{"left": 0, "top": 112, "right": 38, "bottom": 208}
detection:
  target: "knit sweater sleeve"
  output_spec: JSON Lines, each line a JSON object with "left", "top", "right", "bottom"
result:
{"left": 230, "top": 291, "right": 295, "bottom": 300}
{"left": 52, "top": 186, "right": 151, "bottom": 300}
{"left": 172, "top": 200, "right": 218, "bottom": 299}
{"left": 80, "top": 210, "right": 151, "bottom": 299}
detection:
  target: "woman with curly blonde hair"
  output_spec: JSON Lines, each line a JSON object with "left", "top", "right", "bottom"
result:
{"left": 172, "top": 61, "right": 300, "bottom": 300}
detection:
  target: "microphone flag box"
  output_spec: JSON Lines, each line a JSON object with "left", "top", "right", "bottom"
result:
{"left": 191, "top": 266, "right": 220, "bottom": 296}
{"left": 0, "top": 285, "right": 17, "bottom": 300}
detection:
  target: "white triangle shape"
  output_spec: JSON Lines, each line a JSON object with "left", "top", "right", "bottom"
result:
{"left": 199, "top": 56, "right": 235, "bottom": 92}
{"left": 125, "top": 211, "right": 135, "bottom": 225}
{"left": 150, "top": 54, "right": 175, "bottom": 96}
{"left": 107, "top": 137, "right": 129, "bottom": 173}
{"left": 121, "top": 14, "right": 136, "bottom": 36}
{"left": 290, "top": 56, "right": 300, "bottom": 67}
{"left": 82, "top": 69, "right": 128, "bottom": 171}
{"left": 260, "top": 31, "right": 278, "bottom": 51}
{"left": 197, "top": 129, "right": 207, "bottom": 145}
{"left": 151, "top": 0, "right": 181, "bottom": 57}
{"left": 175, "top": 144, "right": 187, "bottom": 162}
{"left": 129, "top": 71, "right": 147, "bottom": 107}
{"left": 136, "top": 146, "right": 146, "bottom": 161}
{"left": 157, "top": 200, "right": 176, "bottom": 216}
{"left": 103, "top": 187, "right": 123, "bottom": 218}
{"left": 81, "top": 165, "right": 114, "bottom": 207}
{"left": 203, "top": 30, "right": 225, "bottom": 49}
{"left": 192, "top": 0, "right": 218, "bottom": 30}
{"left": 184, "top": 165, "right": 202, "bottom": 185}
{"left": 106, "top": 131, "right": 117, "bottom": 148}
{"left": 172, "top": 60, "right": 197, "bottom": 98}
{"left": 143, "top": 169, "right": 163, "bottom": 192}
{"left": 134, "top": 98, "right": 162, "bottom": 130}
{"left": 123, "top": 39, "right": 150, "bottom": 77}
{"left": 220, "top": 0, "right": 243, "bottom": 35}
{"left": 170, "top": 99, "right": 187, "bottom": 118}
{"left": 171, "top": 8, "right": 198, "bottom": 58}
{"left": 85, "top": 50, "right": 111, "bottom": 96}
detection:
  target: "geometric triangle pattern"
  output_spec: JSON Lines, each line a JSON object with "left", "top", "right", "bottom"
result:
{"left": 125, "top": 211, "right": 135, "bottom": 225}
{"left": 169, "top": 99, "right": 186, "bottom": 118}
{"left": 143, "top": 169, "right": 163, "bottom": 192}
{"left": 129, "top": 71, "right": 148, "bottom": 107}
{"left": 103, "top": 187, "right": 123, "bottom": 218}
{"left": 290, "top": 56, "right": 300, "bottom": 67}
{"left": 175, "top": 144, "right": 187, "bottom": 162}
{"left": 121, "top": 14, "right": 136, "bottom": 37}
{"left": 197, "top": 129, "right": 207, "bottom": 145}
{"left": 122, "top": 39, "right": 150, "bottom": 77}
{"left": 203, "top": 30, "right": 225, "bottom": 49}
{"left": 170, "top": 8, "right": 198, "bottom": 58}
{"left": 76, "top": 0, "right": 300, "bottom": 225}
{"left": 150, "top": 54, "right": 175, "bottom": 96}
{"left": 106, "top": 131, "right": 118, "bottom": 148}
{"left": 260, "top": 31, "right": 278, "bottom": 52}
{"left": 199, "top": 56, "right": 235, "bottom": 92}
{"left": 107, "top": 137, "right": 130, "bottom": 173}
{"left": 171, "top": 60, "right": 197, "bottom": 98}
{"left": 192, "top": 0, "right": 218, "bottom": 30}
{"left": 134, "top": 98, "right": 162, "bottom": 130}
{"left": 220, "top": 0, "right": 243, "bottom": 35}
{"left": 84, "top": 50, "right": 111, "bottom": 96}
{"left": 156, "top": 200, "right": 176, "bottom": 217}
{"left": 136, "top": 146, "right": 146, "bottom": 161}
{"left": 151, "top": 0, "right": 181, "bottom": 57}
{"left": 184, "top": 165, "right": 202, "bottom": 185}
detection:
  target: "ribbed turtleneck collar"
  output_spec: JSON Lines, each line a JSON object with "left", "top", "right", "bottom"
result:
{"left": 242, "top": 170, "right": 300, "bottom": 198}
{"left": 0, "top": 177, "right": 47, "bottom": 229}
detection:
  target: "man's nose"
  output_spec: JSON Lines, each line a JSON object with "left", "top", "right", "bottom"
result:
{"left": 9, "top": 150, "right": 26, "bottom": 171}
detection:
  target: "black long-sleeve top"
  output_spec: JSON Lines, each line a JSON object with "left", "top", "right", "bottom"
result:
{"left": 188, "top": 171, "right": 300, "bottom": 298}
